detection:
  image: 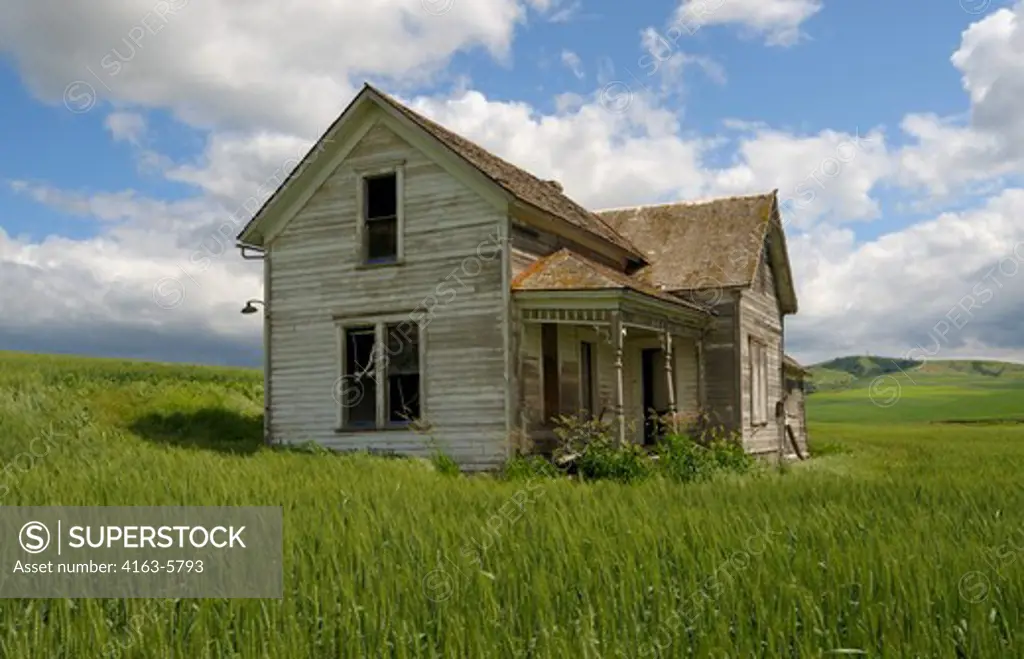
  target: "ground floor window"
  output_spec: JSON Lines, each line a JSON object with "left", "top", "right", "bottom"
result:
{"left": 338, "top": 318, "right": 423, "bottom": 430}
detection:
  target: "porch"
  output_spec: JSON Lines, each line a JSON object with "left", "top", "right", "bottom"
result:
{"left": 513, "top": 289, "right": 710, "bottom": 450}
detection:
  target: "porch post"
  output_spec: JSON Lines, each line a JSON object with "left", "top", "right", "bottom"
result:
{"left": 696, "top": 334, "right": 707, "bottom": 409}
{"left": 611, "top": 311, "right": 626, "bottom": 445}
{"left": 662, "top": 330, "right": 678, "bottom": 433}
{"left": 516, "top": 318, "right": 528, "bottom": 452}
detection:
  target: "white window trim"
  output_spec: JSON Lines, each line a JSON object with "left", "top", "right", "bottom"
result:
{"left": 336, "top": 313, "right": 426, "bottom": 432}
{"left": 354, "top": 160, "right": 405, "bottom": 266}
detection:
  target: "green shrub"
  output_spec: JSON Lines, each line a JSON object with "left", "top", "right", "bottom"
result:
{"left": 706, "top": 435, "right": 755, "bottom": 473}
{"left": 655, "top": 432, "right": 714, "bottom": 483}
{"left": 552, "top": 414, "right": 654, "bottom": 483}
{"left": 576, "top": 438, "right": 653, "bottom": 483}
{"left": 656, "top": 423, "right": 754, "bottom": 482}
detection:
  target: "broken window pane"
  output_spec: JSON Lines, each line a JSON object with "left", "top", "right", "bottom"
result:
{"left": 344, "top": 326, "right": 377, "bottom": 427}
{"left": 386, "top": 323, "right": 419, "bottom": 422}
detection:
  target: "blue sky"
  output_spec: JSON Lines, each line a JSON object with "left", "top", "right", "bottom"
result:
{"left": 1, "top": 0, "right": 1023, "bottom": 365}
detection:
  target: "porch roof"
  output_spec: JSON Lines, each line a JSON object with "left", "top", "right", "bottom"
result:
{"left": 511, "top": 249, "right": 712, "bottom": 315}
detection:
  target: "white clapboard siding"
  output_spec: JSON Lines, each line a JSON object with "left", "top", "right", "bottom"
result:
{"left": 267, "top": 118, "right": 508, "bottom": 470}
{"left": 739, "top": 244, "right": 785, "bottom": 454}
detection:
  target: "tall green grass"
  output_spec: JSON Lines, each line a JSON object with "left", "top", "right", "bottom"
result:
{"left": 0, "top": 351, "right": 1022, "bottom": 657}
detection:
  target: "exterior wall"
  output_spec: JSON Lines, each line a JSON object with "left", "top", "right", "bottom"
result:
{"left": 509, "top": 222, "right": 623, "bottom": 278}
{"left": 783, "top": 377, "right": 809, "bottom": 457}
{"left": 738, "top": 244, "right": 785, "bottom": 454}
{"left": 517, "top": 321, "right": 700, "bottom": 447}
{"left": 701, "top": 295, "right": 740, "bottom": 434}
{"left": 267, "top": 118, "right": 508, "bottom": 470}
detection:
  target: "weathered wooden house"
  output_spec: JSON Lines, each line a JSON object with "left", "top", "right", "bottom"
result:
{"left": 783, "top": 355, "right": 810, "bottom": 458}
{"left": 236, "top": 84, "right": 801, "bottom": 470}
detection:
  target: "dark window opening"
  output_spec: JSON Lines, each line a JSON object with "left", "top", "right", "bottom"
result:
{"left": 580, "top": 341, "right": 595, "bottom": 417}
{"left": 386, "top": 323, "right": 420, "bottom": 423}
{"left": 344, "top": 326, "right": 377, "bottom": 427}
{"left": 364, "top": 173, "right": 398, "bottom": 263}
{"left": 541, "top": 324, "right": 559, "bottom": 422}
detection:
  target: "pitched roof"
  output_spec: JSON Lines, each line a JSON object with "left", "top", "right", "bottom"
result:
{"left": 511, "top": 248, "right": 710, "bottom": 314}
{"left": 595, "top": 192, "right": 777, "bottom": 291}
{"left": 367, "top": 85, "right": 645, "bottom": 262}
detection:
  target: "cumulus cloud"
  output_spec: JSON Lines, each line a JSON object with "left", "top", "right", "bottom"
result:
{"left": 788, "top": 189, "right": 1024, "bottom": 363}
{"left": 105, "top": 111, "right": 147, "bottom": 144}
{"left": 560, "top": 50, "right": 585, "bottom": 79}
{"left": 896, "top": 2, "right": 1024, "bottom": 194}
{"left": 673, "top": 0, "right": 822, "bottom": 46}
{"left": 0, "top": 0, "right": 531, "bottom": 134}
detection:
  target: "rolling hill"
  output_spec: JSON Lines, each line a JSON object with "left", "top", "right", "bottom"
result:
{"left": 808, "top": 355, "right": 1024, "bottom": 391}
{"left": 805, "top": 355, "right": 1024, "bottom": 424}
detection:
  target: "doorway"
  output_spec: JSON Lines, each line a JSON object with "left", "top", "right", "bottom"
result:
{"left": 641, "top": 348, "right": 662, "bottom": 444}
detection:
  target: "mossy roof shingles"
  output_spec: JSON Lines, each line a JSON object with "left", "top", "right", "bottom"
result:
{"left": 596, "top": 192, "right": 778, "bottom": 291}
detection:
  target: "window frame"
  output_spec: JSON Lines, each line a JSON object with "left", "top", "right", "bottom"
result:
{"left": 336, "top": 314, "right": 426, "bottom": 432}
{"left": 354, "top": 161, "right": 405, "bottom": 266}
{"left": 749, "top": 337, "right": 769, "bottom": 426}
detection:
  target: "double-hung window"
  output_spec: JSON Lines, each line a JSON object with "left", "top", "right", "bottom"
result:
{"left": 337, "top": 318, "right": 424, "bottom": 430}
{"left": 357, "top": 163, "right": 405, "bottom": 265}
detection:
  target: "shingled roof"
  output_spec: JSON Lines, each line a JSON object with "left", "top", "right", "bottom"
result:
{"left": 512, "top": 248, "right": 710, "bottom": 314}
{"left": 367, "top": 85, "right": 645, "bottom": 262}
{"left": 596, "top": 192, "right": 777, "bottom": 291}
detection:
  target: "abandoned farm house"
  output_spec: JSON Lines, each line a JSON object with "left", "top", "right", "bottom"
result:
{"left": 236, "top": 83, "right": 808, "bottom": 471}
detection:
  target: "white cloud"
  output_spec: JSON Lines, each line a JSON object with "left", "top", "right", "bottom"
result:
{"left": 528, "top": 0, "right": 580, "bottom": 22}
{"left": 560, "top": 49, "right": 584, "bottom": 79}
{"left": 715, "top": 126, "right": 893, "bottom": 228}
{"left": 105, "top": 111, "right": 146, "bottom": 144}
{"left": 673, "top": 0, "right": 822, "bottom": 46}
{"left": 639, "top": 27, "right": 727, "bottom": 91}
{"left": 895, "top": 2, "right": 1024, "bottom": 195}
{"left": 0, "top": 0, "right": 534, "bottom": 135}
{"left": 788, "top": 188, "right": 1024, "bottom": 364}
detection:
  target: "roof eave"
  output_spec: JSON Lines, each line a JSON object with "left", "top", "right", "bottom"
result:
{"left": 769, "top": 191, "right": 799, "bottom": 315}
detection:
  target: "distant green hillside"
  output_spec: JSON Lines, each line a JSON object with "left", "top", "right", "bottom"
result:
{"left": 805, "top": 355, "right": 1024, "bottom": 424}
{"left": 807, "top": 356, "right": 1024, "bottom": 393}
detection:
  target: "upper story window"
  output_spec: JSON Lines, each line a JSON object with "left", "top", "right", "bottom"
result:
{"left": 357, "top": 164, "right": 405, "bottom": 265}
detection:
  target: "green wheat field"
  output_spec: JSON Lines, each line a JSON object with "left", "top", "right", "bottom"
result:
{"left": 0, "top": 350, "right": 1022, "bottom": 657}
